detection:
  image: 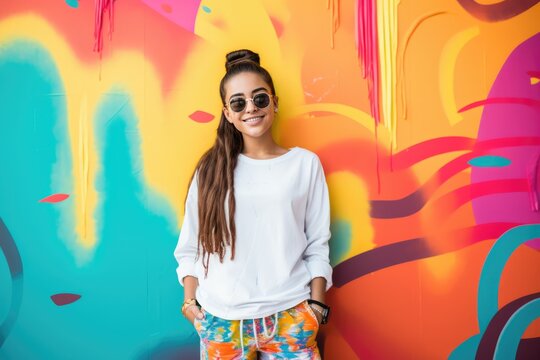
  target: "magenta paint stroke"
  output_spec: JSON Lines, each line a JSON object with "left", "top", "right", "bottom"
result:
{"left": 471, "top": 33, "right": 540, "bottom": 250}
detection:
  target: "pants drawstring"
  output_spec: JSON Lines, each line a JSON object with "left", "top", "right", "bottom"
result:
{"left": 252, "top": 319, "right": 260, "bottom": 349}
{"left": 240, "top": 312, "right": 279, "bottom": 356}
{"left": 240, "top": 319, "right": 245, "bottom": 358}
{"left": 262, "top": 313, "right": 278, "bottom": 338}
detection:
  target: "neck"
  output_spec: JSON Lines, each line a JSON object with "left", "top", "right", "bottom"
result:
{"left": 241, "top": 134, "right": 281, "bottom": 156}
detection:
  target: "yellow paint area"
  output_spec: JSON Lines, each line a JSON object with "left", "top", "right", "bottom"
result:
{"left": 290, "top": 103, "right": 375, "bottom": 132}
{"left": 0, "top": 15, "right": 169, "bottom": 260}
{"left": 327, "top": 171, "right": 375, "bottom": 261}
{"left": 192, "top": 0, "right": 306, "bottom": 146}
{"left": 377, "top": 0, "right": 400, "bottom": 148}
{"left": 439, "top": 26, "right": 480, "bottom": 126}
{"left": 420, "top": 252, "right": 458, "bottom": 293}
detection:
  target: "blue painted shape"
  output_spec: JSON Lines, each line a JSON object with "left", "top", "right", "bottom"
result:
{"left": 90, "top": 90, "right": 197, "bottom": 358}
{"left": 0, "top": 40, "right": 198, "bottom": 358}
{"left": 65, "top": 0, "right": 78, "bottom": 8}
{"left": 0, "top": 40, "right": 73, "bottom": 358}
{"left": 202, "top": 5, "right": 211, "bottom": 13}
{"left": 494, "top": 298, "right": 540, "bottom": 359}
{"left": 468, "top": 155, "right": 511, "bottom": 167}
{"left": 329, "top": 220, "right": 352, "bottom": 266}
{"left": 448, "top": 334, "right": 481, "bottom": 360}
{"left": 450, "top": 224, "right": 540, "bottom": 359}
{"left": 0, "top": 218, "right": 23, "bottom": 347}
{"left": 478, "top": 224, "right": 540, "bottom": 332}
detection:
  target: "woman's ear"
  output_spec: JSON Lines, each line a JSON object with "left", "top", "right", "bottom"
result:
{"left": 223, "top": 107, "right": 233, "bottom": 123}
{"left": 273, "top": 96, "right": 279, "bottom": 111}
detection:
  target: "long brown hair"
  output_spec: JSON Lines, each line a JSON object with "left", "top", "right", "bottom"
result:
{"left": 187, "top": 49, "right": 276, "bottom": 275}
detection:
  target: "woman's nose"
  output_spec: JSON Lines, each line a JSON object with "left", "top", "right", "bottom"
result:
{"left": 244, "top": 98, "right": 257, "bottom": 113}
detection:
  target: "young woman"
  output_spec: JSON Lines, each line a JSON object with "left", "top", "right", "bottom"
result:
{"left": 174, "top": 49, "right": 332, "bottom": 360}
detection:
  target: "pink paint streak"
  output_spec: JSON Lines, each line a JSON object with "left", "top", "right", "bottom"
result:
{"left": 51, "top": 293, "right": 81, "bottom": 306}
{"left": 355, "top": 0, "right": 381, "bottom": 124}
{"left": 39, "top": 194, "right": 70, "bottom": 203}
{"left": 528, "top": 152, "right": 540, "bottom": 212}
{"left": 458, "top": 97, "right": 540, "bottom": 113}
{"left": 141, "top": 0, "right": 202, "bottom": 33}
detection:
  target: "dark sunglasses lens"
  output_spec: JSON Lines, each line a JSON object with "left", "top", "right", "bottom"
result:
{"left": 230, "top": 98, "right": 246, "bottom": 112}
{"left": 253, "top": 93, "right": 270, "bottom": 108}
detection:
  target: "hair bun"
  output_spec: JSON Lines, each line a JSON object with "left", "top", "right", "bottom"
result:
{"left": 225, "top": 49, "right": 260, "bottom": 71}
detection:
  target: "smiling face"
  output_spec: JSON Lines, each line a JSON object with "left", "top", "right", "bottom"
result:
{"left": 223, "top": 71, "right": 278, "bottom": 142}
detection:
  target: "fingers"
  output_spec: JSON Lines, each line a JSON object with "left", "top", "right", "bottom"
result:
{"left": 186, "top": 304, "right": 204, "bottom": 323}
{"left": 315, "top": 312, "right": 323, "bottom": 325}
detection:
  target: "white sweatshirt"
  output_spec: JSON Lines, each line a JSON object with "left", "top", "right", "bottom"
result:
{"left": 174, "top": 146, "right": 332, "bottom": 320}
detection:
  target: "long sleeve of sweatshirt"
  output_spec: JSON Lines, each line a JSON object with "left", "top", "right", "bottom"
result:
{"left": 173, "top": 172, "right": 199, "bottom": 287}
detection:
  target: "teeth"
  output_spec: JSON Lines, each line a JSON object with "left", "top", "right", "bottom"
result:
{"left": 244, "top": 116, "right": 262, "bottom": 123}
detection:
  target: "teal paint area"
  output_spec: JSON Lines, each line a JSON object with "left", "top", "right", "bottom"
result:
{"left": 477, "top": 225, "right": 540, "bottom": 332}
{"left": 92, "top": 91, "right": 200, "bottom": 358}
{"left": 0, "top": 41, "right": 199, "bottom": 358}
{"left": 494, "top": 298, "right": 540, "bottom": 359}
{"left": 65, "top": 0, "right": 78, "bottom": 8}
{"left": 329, "top": 219, "right": 352, "bottom": 266}
{"left": 449, "top": 224, "right": 540, "bottom": 359}
{"left": 0, "top": 40, "right": 75, "bottom": 357}
{"left": 468, "top": 155, "right": 511, "bottom": 167}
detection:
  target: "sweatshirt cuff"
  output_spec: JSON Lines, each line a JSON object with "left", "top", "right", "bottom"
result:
{"left": 176, "top": 261, "right": 198, "bottom": 287}
{"left": 305, "top": 260, "right": 333, "bottom": 291}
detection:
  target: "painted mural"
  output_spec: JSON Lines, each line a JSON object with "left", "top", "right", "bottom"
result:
{"left": 0, "top": 0, "right": 539, "bottom": 359}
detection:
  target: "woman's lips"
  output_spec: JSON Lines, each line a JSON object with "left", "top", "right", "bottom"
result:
{"left": 242, "top": 115, "right": 264, "bottom": 125}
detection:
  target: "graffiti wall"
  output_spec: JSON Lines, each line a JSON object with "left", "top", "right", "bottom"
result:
{"left": 1, "top": 0, "right": 539, "bottom": 358}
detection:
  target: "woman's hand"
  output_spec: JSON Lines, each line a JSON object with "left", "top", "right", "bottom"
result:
{"left": 309, "top": 304, "right": 324, "bottom": 325}
{"left": 184, "top": 304, "right": 205, "bottom": 325}
{"left": 182, "top": 276, "right": 203, "bottom": 325}
{"left": 313, "top": 307, "right": 323, "bottom": 325}
{"left": 310, "top": 276, "right": 326, "bottom": 325}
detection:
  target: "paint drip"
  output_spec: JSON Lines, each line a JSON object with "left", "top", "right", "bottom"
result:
{"left": 529, "top": 152, "right": 540, "bottom": 212}
{"left": 355, "top": 0, "right": 381, "bottom": 125}
{"left": 94, "top": 0, "right": 115, "bottom": 57}
{"left": 328, "top": 0, "right": 340, "bottom": 48}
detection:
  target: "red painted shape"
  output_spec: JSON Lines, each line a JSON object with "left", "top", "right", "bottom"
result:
{"left": 211, "top": 17, "right": 226, "bottom": 30}
{"left": 270, "top": 16, "right": 284, "bottom": 38}
{"left": 39, "top": 194, "right": 70, "bottom": 203}
{"left": 189, "top": 110, "right": 215, "bottom": 123}
{"left": 433, "top": 179, "right": 530, "bottom": 219}
{"left": 392, "top": 136, "right": 540, "bottom": 170}
{"left": 458, "top": 97, "right": 540, "bottom": 113}
{"left": 51, "top": 293, "right": 81, "bottom": 306}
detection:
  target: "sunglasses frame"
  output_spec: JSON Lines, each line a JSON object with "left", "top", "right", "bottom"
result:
{"left": 225, "top": 92, "right": 274, "bottom": 113}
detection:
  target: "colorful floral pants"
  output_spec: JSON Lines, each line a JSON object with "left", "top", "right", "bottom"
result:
{"left": 194, "top": 300, "right": 321, "bottom": 359}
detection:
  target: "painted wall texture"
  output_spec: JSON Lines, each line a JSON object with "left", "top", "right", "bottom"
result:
{"left": 0, "top": 0, "right": 539, "bottom": 359}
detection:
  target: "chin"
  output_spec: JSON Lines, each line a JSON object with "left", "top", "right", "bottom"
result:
{"left": 241, "top": 126, "right": 273, "bottom": 139}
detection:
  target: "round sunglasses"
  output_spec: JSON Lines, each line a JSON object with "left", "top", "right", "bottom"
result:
{"left": 226, "top": 93, "right": 273, "bottom": 113}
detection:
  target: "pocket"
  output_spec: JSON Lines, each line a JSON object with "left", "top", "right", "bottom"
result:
{"left": 194, "top": 308, "right": 217, "bottom": 336}
{"left": 193, "top": 308, "right": 205, "bottom": 334}
{"left": 303, "top": 301, "right": 321, "bottom": 329}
